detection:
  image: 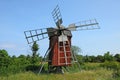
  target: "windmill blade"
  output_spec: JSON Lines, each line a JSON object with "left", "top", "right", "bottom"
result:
{"left": 52, "top": 5, "right": 63, "bottom": 29}
{"left": 24, "top": 28, "right": 48, "bottom": 44}
{"left": 67, "top": 19, "right": 99, "bottom": 31}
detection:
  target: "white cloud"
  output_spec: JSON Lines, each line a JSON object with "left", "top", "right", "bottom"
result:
{"left": 0, "top": 43, "right": 29, "bottom": 56}
{"left": 0, "top": 43, "right": 16, "bottom": 49}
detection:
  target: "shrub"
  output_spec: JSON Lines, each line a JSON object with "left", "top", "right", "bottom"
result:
{"left": 112, "top": 70, "right": 120, "bottom": 78}
{"left": 100, "top": 61, "right": 120, "bottom": 70}
{"left": 100, "top": 61, "right": 120, "bottom": 78}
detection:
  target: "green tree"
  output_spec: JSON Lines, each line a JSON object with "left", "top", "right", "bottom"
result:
{"left": 104, "top": 51, "right": 114, "bottom": 61}
{"left": 71, "top": 45, "right": 81, "bottom": 55}
{"left": 114, "top": 54, "right": 120, "bottom": 62}
{"left": 18, "top": 54, "right": 31, "bottom": 65}
{"left": 83, "top": 55, "right": 91, "bottom": 62}
{"left": 31, "top": 41, "right": 39, "bottom": 57}
{"left": 0, "top": 49, "right": 10, "bottom": 67}
{"left": 89, "top": 55, "right": 96, "bottom": 62}
{"left": 76, "top": 55, "right": 84, "bottom": 64}
{"left": 31, "top": 41, "right": 39, "bottom": 64}
{"left": 96, "top": 55, "right": 104, "bottom": 62}
{"left": 0, "top": 49, "right": 8, "bottom": 57}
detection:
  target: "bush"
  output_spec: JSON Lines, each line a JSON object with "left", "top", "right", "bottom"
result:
{"left": 112, "top": 70, "right": 120, "bottom": 78}
{"left": 26, "top": 64, "right": 40, "bottom": 72}
{"left": 100, "top": 61, "right": 120, "bottom": 70}
{"left": 82, "top": 63, "right": 100, "bottom": 70}
{"left": 100, "top": 61, "right": 120, "bottom": 78}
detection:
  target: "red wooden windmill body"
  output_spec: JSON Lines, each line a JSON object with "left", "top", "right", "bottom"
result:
{"left": 48, "top": 29, "right": 72, "bottom": 67}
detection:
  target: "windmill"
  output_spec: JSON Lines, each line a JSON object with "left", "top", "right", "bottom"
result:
{"left": 24, "top": 5, "right": 99, "bottom": 73}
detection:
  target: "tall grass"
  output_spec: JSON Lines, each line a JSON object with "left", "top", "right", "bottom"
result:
{"left": 0, "top": 69, "right": 116, "bottom": 80}
{"left": 0, "top": 62, "right": 120, "bottom": 80}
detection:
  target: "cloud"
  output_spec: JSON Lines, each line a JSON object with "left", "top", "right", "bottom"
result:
{"left": 0, "top": 43, "right": 16, "bottom": 49}
{"left": 0, "top": 43, "right": 29, "bottom": 56}
{"left": 0, "top": 43, "right": 27, "bottom": 51}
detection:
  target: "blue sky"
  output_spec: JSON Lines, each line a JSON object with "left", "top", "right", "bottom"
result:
{"left": 0, "top": 0, "right": 120, "bottom": 56}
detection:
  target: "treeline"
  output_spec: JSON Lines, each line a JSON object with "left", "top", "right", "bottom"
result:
{"left": 77, "top": 51, "right": 120, "bottom": 63}
{"left": 0, "top": 44, "right": 120, "bottom": 77}
{"left": 0, "top": 42, "right": 42, "bottom": 76}
{"left": 0, "top": 49, "right": 42, "bottom": 76}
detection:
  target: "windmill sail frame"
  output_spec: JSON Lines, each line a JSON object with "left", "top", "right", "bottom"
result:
{"left": 24, "top": 5, "right": 100, "bottom": 74}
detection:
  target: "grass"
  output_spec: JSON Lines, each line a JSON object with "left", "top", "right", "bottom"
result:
{"left": 0, "top": 63, "right": 120, "bottom": 80}
{"left": 0, "top": 69, "right": 117, "bottom": 80}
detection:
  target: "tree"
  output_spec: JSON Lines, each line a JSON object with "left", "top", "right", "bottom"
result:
{"left": 18, "top": 54, "right": 30, "bottom": 65}
{"left": 89, "top": 55, "right": 96, "bottom": 62}
{"left": 96, "top": 55, "right": 104, "bottom": 62}
{"left": 114, "top": 54, "right": 120, "bottom": 62}
{"left": 71, "top": 45, "right": 81, "bottom": 55}
{"left": 31, "top": 41, "right": 39, "bottom": 64}
{"left": 104, "top": 51, "right": 114, "bottom": 61}
{"left": 76, "top": 55, "right": 84, "bottom": 64}
{"left": 0, "top": 49, "right": 8, "bottom": 57}
{"left": 0, "top": 49, "right": 10, "bottom": 67}
{"left": 31, "top": 41, "right": 39, "bottom": 57}
{"left": 83, "top": 55, "right": 91, "bottom": 62}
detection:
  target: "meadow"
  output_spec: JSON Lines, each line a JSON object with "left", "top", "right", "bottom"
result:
{"left": 0, "top": 63, "right": 120, "bottom": 80}
{"left": 1, "top": 49, "right": 120, "bottom": 80}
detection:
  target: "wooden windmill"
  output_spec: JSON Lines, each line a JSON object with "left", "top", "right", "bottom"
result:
{"left": 24, "top": 5, "right": 99, "bottom": 73}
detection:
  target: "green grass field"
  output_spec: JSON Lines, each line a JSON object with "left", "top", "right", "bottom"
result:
{"left": 0, "top": 63, "right": 120, "bottom": 80}
{"left": 0, "top": 69, "right": 115, "bottom": 80}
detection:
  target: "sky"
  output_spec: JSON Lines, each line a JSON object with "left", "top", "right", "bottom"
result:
{"left": 0, "top": 0, "right": 120, "bottom": 56}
